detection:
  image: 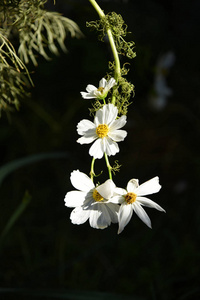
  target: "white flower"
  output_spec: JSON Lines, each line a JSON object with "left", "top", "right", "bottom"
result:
{"left": 80, "top": 77, "right": 116, "bottom": 99}
{"left": 77, "top": 103, "right": 127, "bottom": 159}
{"left": 64, "top": 170, "right": 119, "bottom": 229}
{"left": 111, "top": 176, "right": 165, "bottom": 234}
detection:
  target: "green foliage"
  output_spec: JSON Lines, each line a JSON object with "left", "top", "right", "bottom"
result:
{"left": 87, "top": 12, "right": 136, "bottom": 59}
{"left": 0, "top": 0, "right": 83, "bottom": 115}
{"left": 86, "top": 12, "right": 136, "bottom": 116}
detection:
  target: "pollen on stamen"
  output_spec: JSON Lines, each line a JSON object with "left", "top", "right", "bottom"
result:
{"left": 96, "top": 124, "right": 109, "bottom": 138}
{"left": 97, "top": 87, "right": 104, "bottom": 93}
{"left": 93, "top": 189, "right": 104, "bottom": 202}
{"left": 125, "top": 192, "right": 137, "bottom": 204}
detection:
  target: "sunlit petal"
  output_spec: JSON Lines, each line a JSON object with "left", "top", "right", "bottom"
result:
{"left": 70, "top": 206, "right": 90, "bottom": 225}
{"left": 137, "top": 197, "right": 166, "bottom": 212}
{"left": 118, "top": 203, "right": 133, "bottom": 234}
{"left": 133, "top": 202, "right": 152, "bottom": 228}
{"left": 127, "top": 179, "right": 139, "bottom": 192}
{"left": 70, "top": 170, "right": 94, "bottom": 191}
{"left": 135, "top": 177, "right": 161, "bottom": 196}
{"left": 64, "top": 191, "right": 86, "bottom": 207}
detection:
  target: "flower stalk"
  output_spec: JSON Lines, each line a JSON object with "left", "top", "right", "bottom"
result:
{"left": 104, "top": 153, "right": 112, "bottom": 180}
{"left": 88, "top": 0, "right": 121, "bottom": 105}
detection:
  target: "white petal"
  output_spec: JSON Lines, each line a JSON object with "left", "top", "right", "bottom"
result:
{"left": 94, "top": 107, "right": 104, "bottom": 125}
{"left": 109, "top": 115, "right": 127, "bottom": 130}
{"left": 105, "top": 203, "right": 119, "bottom": 223}
{"left": 77, "top": 119, "right": 96, "bottom": 135}
{"left": 104, "top": 136, "right": 119, "bottom": 156}
{"left": 70, "top": 206, "right": 90, "bottom": 225}
{"left": 127, "top": 179, "right": 139, "bottom": 193}
{"left": 86, "top": 84, "right": 97, "bottom": 93}
{"left": 77, "top": 135, "right": 97, "bottom": 145}
{"left": 64, "top": 191, "right": 86, "bottom": 207}
{"left": 70, "top": 170, "right": 94, "bottom": 192}
{"left": 110, "top": 195, "right": 124, "bottom": 204}
{"left": 96, "top": 204, "right": 112, "bottom": 228}
{"left": 99, "top": 78, "right": 107, "bottom": 88}
{"left": 89, "top": 207, "right": 103, "bottom": 229}
{"left": 137, "top": 197, "right": 166, "bottom": 212}
{"left": 108, "top": 129, "right": 127, "bottom": 142}
{"left": 104, "top": 104, "right": 118, "bottom": 125}
{"left": 89, "top": 138, "right": 104, "bottom": 159}
{"left": 114, "top": 187, "right": 127, "bottom": 196}
{"left": 96, "top": 179, "right": 115, "bottom": 199}
{"left": 118, "top": 203, "right": 133, "bottom": 234}
{"left": 95, "top": 104, "right": 117, "bottom": 125}
{"left": 133, "top": 202, "right": 152, "bottom": 228}
{"left": 107, "top": 78, "right": 116, "bottom": 89}
{"left": 136, "top": 177, "right": 161, "bottom": 196}
{"left": 80, "top": 92, "right": 95, "bottom": 99}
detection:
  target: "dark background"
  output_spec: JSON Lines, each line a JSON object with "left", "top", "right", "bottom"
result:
{"left": 0, "top": 0, "right": 199, "bottom": 299}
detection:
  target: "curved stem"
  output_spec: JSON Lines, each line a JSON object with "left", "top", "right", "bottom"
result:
{"left": 104, "top": 153, "right": 112, "bottom": 180}
{"left": 90, "top": 157, "right": 95, "bottom": 182}
{"left": 88, "top": 0, "right": 121, "bottom": 105}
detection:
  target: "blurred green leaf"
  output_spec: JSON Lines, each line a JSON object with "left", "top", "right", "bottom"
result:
{"left": 0, "top": 190, "right": 31, "bottom": 245}
{"left": 0, "top": 152, "right": 68, "bottom": 186}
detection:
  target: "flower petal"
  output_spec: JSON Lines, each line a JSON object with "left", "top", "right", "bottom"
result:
{"left": 110, "top": 115, "right": 127, "bottom": 130}
{"left": 70, "top": 170, "right": 94, "bottom": 192}
{"left": 96, "top": 179, "right": 115, "bottom": 199}
{"left": 107, "top": 78, "right": 116, "bottom": 89}
{"left": 80, "top": 92, "right": 96, "bottom": 99}
{"left": 99, "top": 78, "right": 107, "bottom": 88}
{"left": 105, "top": 203, "right": 119, "bottom": 223}
{"left": 86, "top": 84, "right": 97, "bottom": 93}
{"left": 89, "top": 207, "right": 103, "bottom": 229}
{"left": 70, "top": 206, "right": 90, "bottom": 225}
{"left": 127, "top": 179, "right": 139, "bottom": 193}
{"left": 77, "top": 119, "right": 96, "bottom": 135}
{"left": 96, "top": 204, "right": 112, "bottom": 228}
{"left": 104, "top": 136, "right": 119, "bottom": 156}
{"left": 137, "top": 196, "right": 166, "bottom": 212}
{"left": 64, "top": 191, "right": 87, "bottom": 207}
{"left": 77, "top": 135, "right": 97, "bottom": 145}
{"left": 118, "top": 203, "right": 133, "bottom": 234}
{"left": 108, "top": 129, "right": 127, "bottom": 142}
{"left": 132, "top": 202, "right": 152, "bottom": 228}
{"left": 104, "top": 103, "right": 118, "bottom": 125}
{"left": 89, "top": 138, "right": 104, "bottom": 159}
{"left": 135, "top": 177, "right": 161, "bottom": 196}
{"left": 110, "top": 195, "right": 124, "bottom": 204}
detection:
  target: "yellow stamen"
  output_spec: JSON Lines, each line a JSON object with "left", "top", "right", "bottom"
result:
{"left": 125, "top": 192, "right": 137, "bottom": 204}
{"left": 96, "top": 124, "right": 109, "bottom": 138}
{"left": 93, "top": 189, "right": 104, "bottom": 202}
{"left": 97, "top": 87, "right": 104, "bottom": 93}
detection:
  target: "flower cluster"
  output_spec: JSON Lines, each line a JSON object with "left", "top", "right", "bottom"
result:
{"left": 64, "top": 170, "right": 165, "bottom": 234}
{"left": 64, "top": 77, "right": 165, "bottom": 234}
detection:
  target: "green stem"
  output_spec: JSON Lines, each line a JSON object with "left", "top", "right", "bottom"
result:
{"left": 90, "top": 157, "right": 95, "bottom": 182}
{"left": 88, "top": 0, "right": 121, "bottom": 105}
{"left": 104, "top": 153, "right": 112, "bottom": 180}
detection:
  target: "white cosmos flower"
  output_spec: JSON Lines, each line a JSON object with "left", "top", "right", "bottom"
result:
{"left": 64, "top": 170, "right": 119, "bottom": 229}
{"left": 111, "top": 176, "right": 165, "bottom": 234}
{"left": 77, "top": 103, "right": 127, "bottom": 159}
{"left": 80, "top": 77, "right": 116, "bottom": 99}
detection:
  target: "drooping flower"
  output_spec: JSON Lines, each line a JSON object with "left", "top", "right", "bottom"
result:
{"left": 77, "top": 103, "right": 127, "bottom": 159}
{"left": 80, "top": 77, "right": 116, "bottom": 99}
{"left": 64, "top": 170, "right": 119, "bottom": 229}
{"left": 111, "top": 176, "right": 165, "bottom": 234}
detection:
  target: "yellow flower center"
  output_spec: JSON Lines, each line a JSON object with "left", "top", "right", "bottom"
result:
{"left": 125, "top": 192, "right": 137, "bottom": 204}
{"left": 97, "top": 87, "right": 104, "bottom": 94}
{"left": 93, "top": 189, "right": 104, "bottom": 202}
{"left": 96, "top": 124, "right": 109, "bottom": 138}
